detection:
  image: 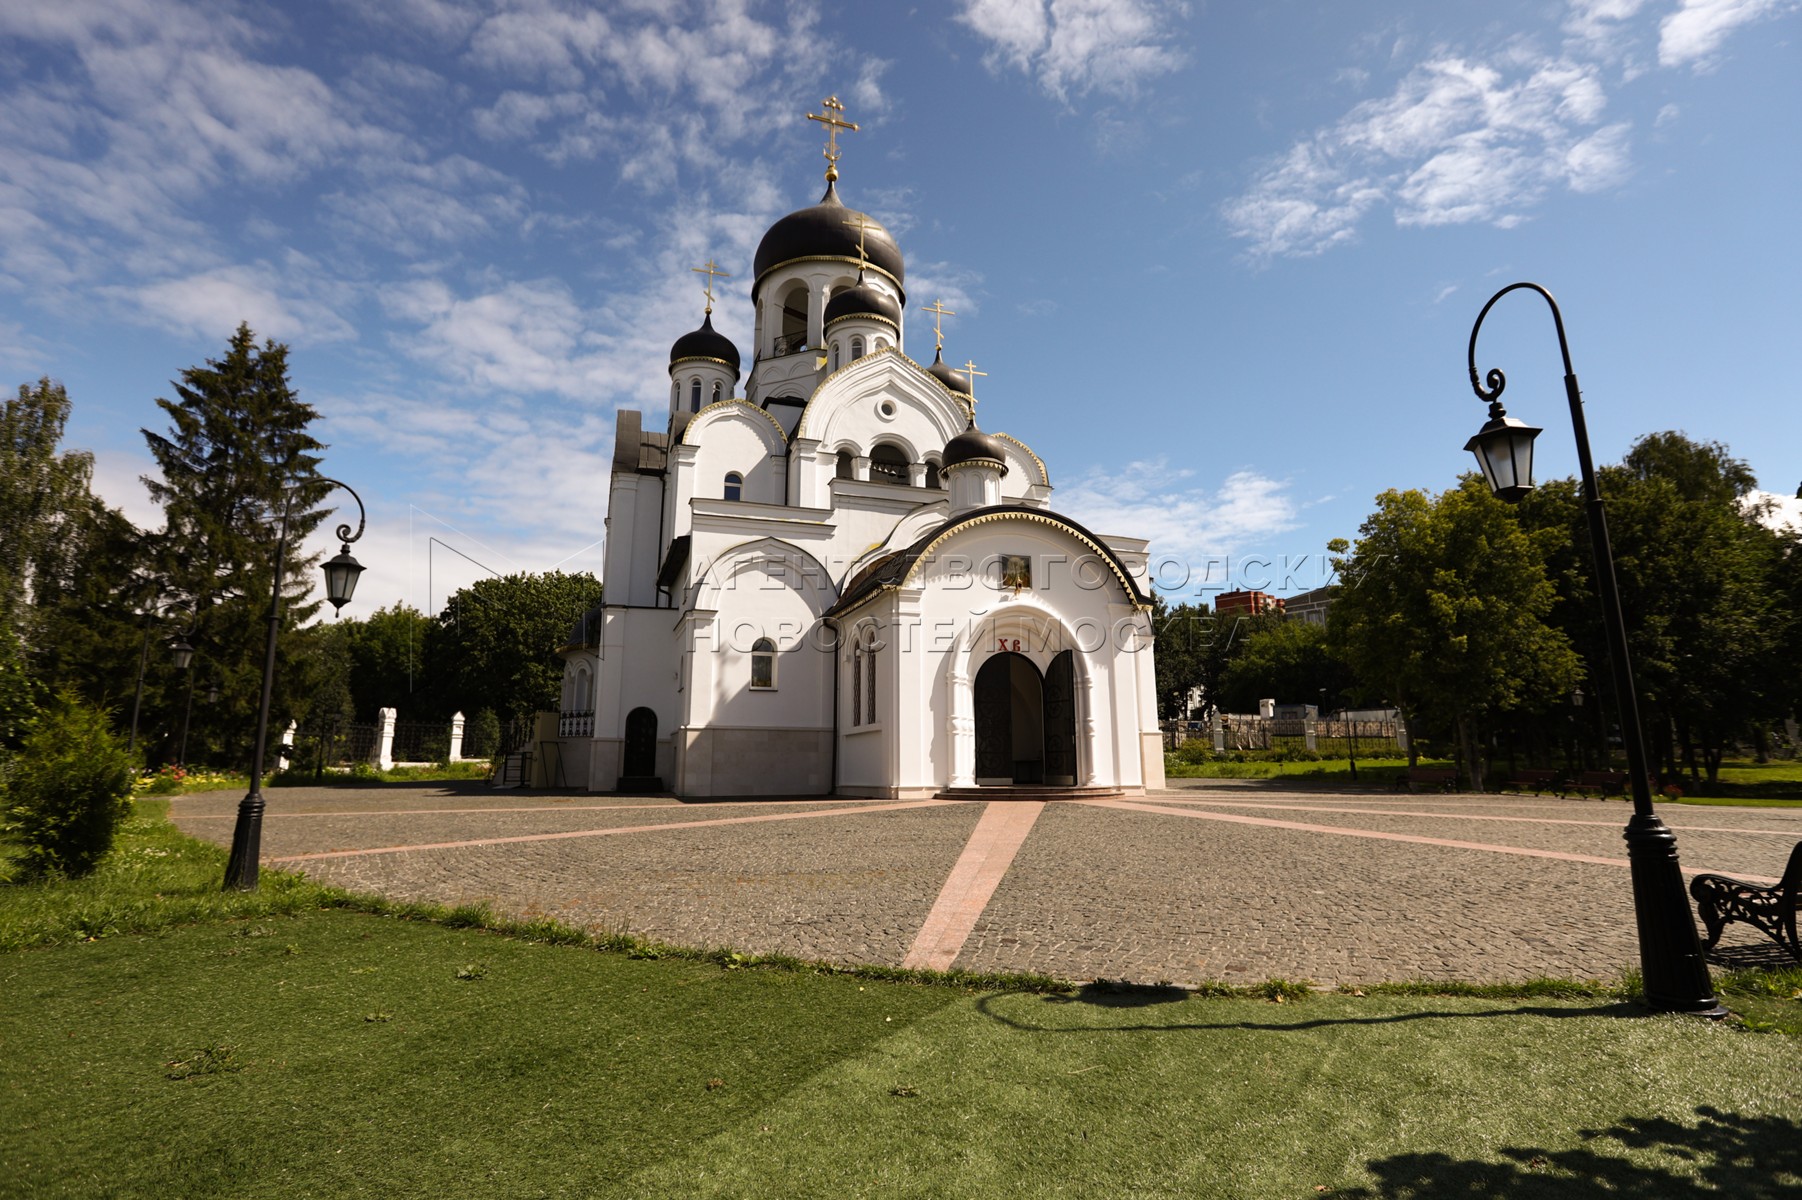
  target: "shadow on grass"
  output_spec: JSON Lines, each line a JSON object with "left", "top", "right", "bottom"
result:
{"left": 975, "top": 991, "right": 1641, "bottom": 1034}
{"left": 1042, "top": 981, "right": 1191, "bottom": 1008}
{"left": 1343, "top": 1106, "right": 1802, "bottom": 1198}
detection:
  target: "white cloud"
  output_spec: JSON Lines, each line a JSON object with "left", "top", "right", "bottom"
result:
{"left": 108, "top": 261, "right": 358, "bottom": 344}
{"left": 957, "top": 0, "right": 1187, "bottom": 100}
{"left": 1226, "top": 53, "right": 1632, "bottom": 258}
{"left": 1660, "top": 0, "right": 1793, "bottom": 68}
{"left": 1056, "top": 461, "right": 1302, "bottom": 583}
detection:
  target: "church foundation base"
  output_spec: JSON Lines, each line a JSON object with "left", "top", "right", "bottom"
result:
{"left": 936, "top": 785, "right": 1132, "bottom": 801}
{"left": 675, "top": 726, "right": 831, "bottom": 797}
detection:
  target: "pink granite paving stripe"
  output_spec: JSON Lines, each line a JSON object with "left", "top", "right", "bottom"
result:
{"left": 266, "top": 799, "right": 955, "bottom": 864}
{"left": 902, "top": 801, "right": 1047, "bottom": 973}
{"left": 1085, "top": 799, "right": 1784, "bottom": 884}
{"left": 1136, "top": 798, "right": 1802, "bottom": 838}
{"left": 173, "top": 799, "right": 896, "bottom": 820}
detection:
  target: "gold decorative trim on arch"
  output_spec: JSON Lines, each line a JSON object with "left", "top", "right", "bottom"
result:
{"left": 794, "top": 346, "right": 968, "bottom": 441}
{"left": 902, "top": 510, "right": 1142, "bottom": 604}
{"left": 992, "top": 432, "right": 1049, "bottom": 487}
{"left": 679, "top": 398, "right": 789, "bottom": 447}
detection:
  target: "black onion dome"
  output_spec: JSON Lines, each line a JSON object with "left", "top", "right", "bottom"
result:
{"left": 668, "top": 313, "right": 740, "bottom": 374}
{"left": 823, "top": 277, "right": 902, "bottom": 328}
{"left": 943, "top": 422, "right": 1009, "bottom": 472}
{"left": 926, "top": 347, "right": 972, "bottom": 395}
{"left": 753, "top": 182, "right": 905, "bottom": 288}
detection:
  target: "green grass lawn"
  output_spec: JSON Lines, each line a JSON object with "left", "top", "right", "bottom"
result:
{"left": 3, "top": 807, "right": 1801, "bottom": 1198}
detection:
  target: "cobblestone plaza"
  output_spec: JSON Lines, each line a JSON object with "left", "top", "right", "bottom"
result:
{"left": 171, "top": 782, "right": 1802, "bottom": 986}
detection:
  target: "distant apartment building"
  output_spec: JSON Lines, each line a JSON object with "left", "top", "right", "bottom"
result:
{"left": 1213, "top": 589, "right": 1286, "bottom": 618}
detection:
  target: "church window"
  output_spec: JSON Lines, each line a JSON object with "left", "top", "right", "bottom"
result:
{"left": 850, "top": 336, "right": 865, "bottom": 359}
{"left": 852, "top": 641, "right": 862, "bottom": 725}
{"left": 724, "top": 472, "right": 743, "bottom": 502}
{"left": 711, "top": 381, "right": 722, "bottom": 405}
{"left": 750, "top": 637, "right": 776, "bottom": 689}
{"left": 836, "top": 450, "right": 855, "bottom": 480}
{"left": 869, "top": 443, "right": 909, "bottom": 486}
{"left": 864, "top": 627, "right": 878, "bottom": 722}
{"left": 778, "top": 283, "right": 808, "bottom": 352}
{"left": 576, "top": 668, "right": 592, "bottom": 712}
{"left": 924, "top": 460, "right": 942, "bottom": 489}
{"left": 690, "top": 378, "right": 702, "bottom": 411}
{"left": 831, "top": 343, "right": 840, "bottom": 371}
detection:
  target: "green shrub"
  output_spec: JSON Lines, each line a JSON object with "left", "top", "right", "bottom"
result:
{"left": 1172, "top": 738, "right": 1214, "bottom": 765}
{"left": 2, "top": 693, "right": 136, "bottom": 878}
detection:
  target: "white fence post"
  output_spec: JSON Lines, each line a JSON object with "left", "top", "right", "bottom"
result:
{"left": 375, "top": 707, "right": 397, "bottom": 770}
{"left": 448, "top": 712, "right": 465, "bottom": 762}
{"left": 279, "top": 719, "right": 297, "bottom": 768}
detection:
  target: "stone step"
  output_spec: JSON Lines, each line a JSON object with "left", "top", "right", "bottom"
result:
{"left": 936, "top": 786, "right": 1125, "bottom": 802}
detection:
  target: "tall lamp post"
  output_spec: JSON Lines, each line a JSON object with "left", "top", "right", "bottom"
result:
{"left": 1464, "top": 281, "right": 1723, "bottom": 1016}
{"left": 222, "top": 478, "right": 367, "bottom": 891}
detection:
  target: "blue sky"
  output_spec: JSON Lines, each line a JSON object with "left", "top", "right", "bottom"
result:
{"left": 3, "top": 0, "right": 1798, "bottom": 614}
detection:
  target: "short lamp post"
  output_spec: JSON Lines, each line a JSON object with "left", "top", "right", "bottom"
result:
{"left": 126, "top": 607, "right": 194, "bottom": 754}
{"left": 1465, "top": 282, "right": 1723, "bottom": 1016}
{"left": 222, "top": 478, "right": 367, "bottom": 891}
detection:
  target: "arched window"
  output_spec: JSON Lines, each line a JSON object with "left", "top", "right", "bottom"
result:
{"left": 855, "top": 625, "right": 877, "bottom": 724}
{"left": 724, "top": 472, "right": 743, "bottom": 502}
{"left": 924, "top": 460, "right": 942, "bottom": 489}
{"left": 831, "top": 343, "right": 840, "bottom": 371}
{"left": 778, "top": 283, "right": 808, "bottom": 352}
{"left": 835, "top": 450, "right": 855, "bottom": 480}
{"left": 576, "top": 668, "right": 592, "bottom": 712}
{"left": 869, "top": 443, "right": 909, "bottom": 486}
{"left": 690, "top": 378, "right": 702, "bottom": 411}
{"left": 750, "top": 637, "right": 776, "bottom": 689}
{"left": 850, "top": 335, "right": 865, "bottom": 359}
{"left": 711, "top": 381, "right": 722, "bottom": 405}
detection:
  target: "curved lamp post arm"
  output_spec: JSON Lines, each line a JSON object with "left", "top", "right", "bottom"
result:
{"left": 317, "top": 475, "right": 367, "bottom": 550}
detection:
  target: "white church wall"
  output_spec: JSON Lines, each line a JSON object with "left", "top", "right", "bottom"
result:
{"left": 685, "top": 405, "right": 787, "bottom": 508}
{"left": 604, "top": 472, "right": 669, "bottom": 609}
{"left": 588, "top": 607, "right": 680, "bottom": 792}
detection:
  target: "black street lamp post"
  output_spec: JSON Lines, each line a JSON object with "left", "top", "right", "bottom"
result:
{"left": 1465, "top": 282, "right": 1723, "bottom": 1016}
{"left": 127, "top": 603, "right": 195, "bottom": 754}
{"left": 222, "top": 478, "right": 367, "bottom": 891}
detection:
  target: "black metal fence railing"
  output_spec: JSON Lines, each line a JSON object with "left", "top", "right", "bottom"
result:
{"left": 771, "top": 330, "right": 808, "bottom": 357}
{"left": 391, "top": 719, "right": 450, "bottom": 764}
{"left": 289, "top": 720, "right": 378, "bottom": 777}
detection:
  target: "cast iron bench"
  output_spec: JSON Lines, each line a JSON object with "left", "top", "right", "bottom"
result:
{"left": 1567, "top": 770, "right": 1628, "bottom": 798}
{"left": 1690, "top": 841, "right": 1802, "bottom": 961}
{"left": 1396, "top": 767, "right": 1458, "bottom": 793}
{"left": 1503, "top": 769, "right": 1563, "bottom": 796}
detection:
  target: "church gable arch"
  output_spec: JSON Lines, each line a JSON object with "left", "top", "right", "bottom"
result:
{"left": 683, "top": 401, "right": 788, "bottom": 505}
{"left": 693, "top": 537, "right": 838, "bottom": 617}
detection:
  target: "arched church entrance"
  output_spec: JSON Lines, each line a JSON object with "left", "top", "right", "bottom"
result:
{"left": 974, "top": 651, "right": 1078, "bottom": 786}
{"left": 621, "top": 707, "right": 659, "bottom": 788}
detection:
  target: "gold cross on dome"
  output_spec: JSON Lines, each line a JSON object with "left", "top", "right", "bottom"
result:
{"left": 807, "top": 96, "right": 858, "bottom": 183}
{"left": 841, "top": 213, "right": 878, "bottom": 271}
{"left": 920, "top": 298, "right": 956, "bottom": 351}
{"left": 691, "top": 259, "right": 731, "bottom": 314}
{"left": 958, "top": 359, "right": 987, "bottom": 399}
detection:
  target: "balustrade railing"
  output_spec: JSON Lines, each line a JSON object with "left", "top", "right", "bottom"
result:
{"left": 559, "top": 711, "right": 594, "bottom": 738}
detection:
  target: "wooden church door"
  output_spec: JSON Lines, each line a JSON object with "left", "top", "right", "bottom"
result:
{"left": 973, "top": 655, "right": 1013, "bottom": 783}
{"left": 1043, "top": 651, "right": 1077, "bottom": 786}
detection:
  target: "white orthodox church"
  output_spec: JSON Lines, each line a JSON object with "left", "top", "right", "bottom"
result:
{"left": 552, "top": 102, "right": 1163, "bottom": 798}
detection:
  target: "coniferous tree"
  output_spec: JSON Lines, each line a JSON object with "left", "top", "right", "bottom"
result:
{"left": 141, "top": 324, "right": 333, "bottom": 767}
